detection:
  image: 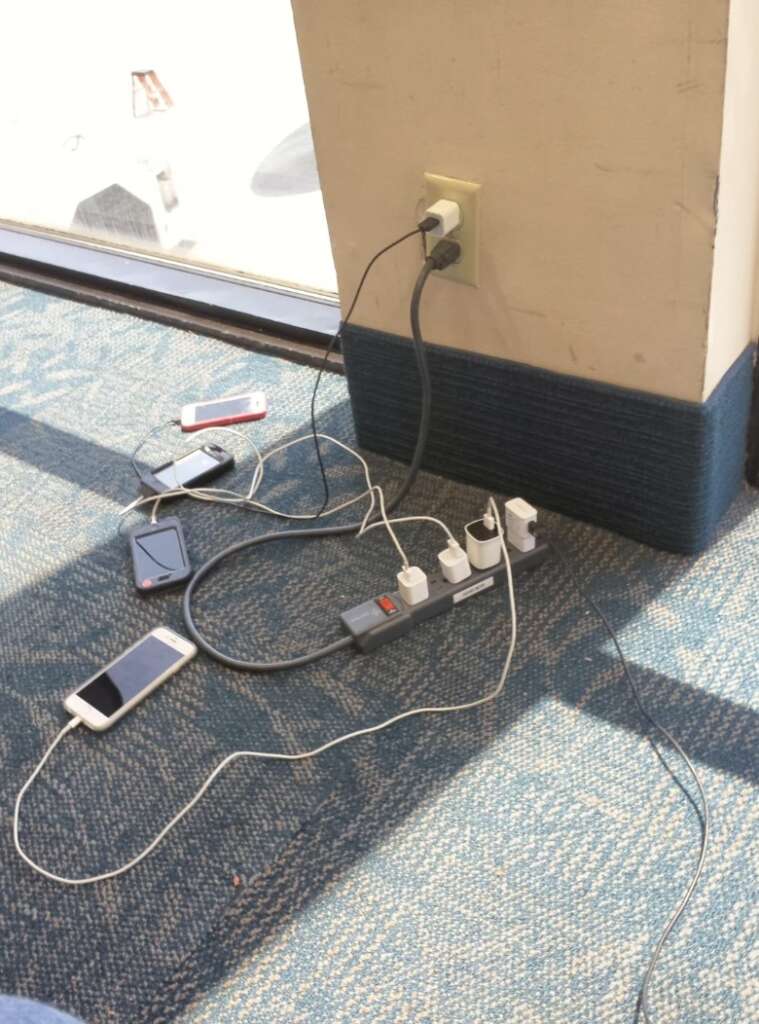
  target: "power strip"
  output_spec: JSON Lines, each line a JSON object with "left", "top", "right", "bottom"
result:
{"left": 341, "top": 541, "right": 550, "bottom": 652}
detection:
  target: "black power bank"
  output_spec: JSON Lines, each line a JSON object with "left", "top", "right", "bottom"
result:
{"left": 129, "top": 517, "right": 192, "bottom": 593}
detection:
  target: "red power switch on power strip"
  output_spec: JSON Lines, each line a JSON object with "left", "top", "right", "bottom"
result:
{"left": 376, "top": 595, "right": 398, "bottom": 616}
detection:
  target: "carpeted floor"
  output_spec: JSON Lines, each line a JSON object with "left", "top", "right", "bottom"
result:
{"left": 0, "top": 280, "right": 756, "bottom": 1024}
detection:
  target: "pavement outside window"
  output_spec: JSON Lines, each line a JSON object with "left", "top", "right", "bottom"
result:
{"left": 0, "top": 0, "right": 337, "bottom": 295}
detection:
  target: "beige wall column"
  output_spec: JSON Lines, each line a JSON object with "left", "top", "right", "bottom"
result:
{"left": 293, "top": 1, "right": 735, "bottom": 402}
{"left": 705, "top": 0, "right": 759, "bottom": 396}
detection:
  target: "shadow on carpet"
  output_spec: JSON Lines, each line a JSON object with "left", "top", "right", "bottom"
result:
{"left": 1, "top": 282, "right": 756, "bottom": 1024}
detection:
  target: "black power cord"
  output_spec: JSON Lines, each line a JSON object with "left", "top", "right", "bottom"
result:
{"left": 549, "top": 538, "right": 709, "bottom": 1024}
{"left": 181, "top": 236, "right": 461, "bottom": 671}
{"left": 310, "top": 225, "right": 431, "bottom": 517}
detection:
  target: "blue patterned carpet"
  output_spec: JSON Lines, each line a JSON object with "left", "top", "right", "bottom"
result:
{"left": 0, "top": 281, "right": 757, "bottom": 1024}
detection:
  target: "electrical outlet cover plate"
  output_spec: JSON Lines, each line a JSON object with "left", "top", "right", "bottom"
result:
{"left": 424, "top": 172, "right": 481, "bottom": 286}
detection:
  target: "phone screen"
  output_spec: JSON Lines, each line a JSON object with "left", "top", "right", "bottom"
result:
{"left": 152, "top": 447, "right": 220, "bottom": 488}
{"left": 132, "top": 526, "right": 185, "bottom": 580}
{"left": 76, "top": 635, "right": 185, "bottom": 718}
{"left": 195, "top": 396, "right": 252, "bottom": 421}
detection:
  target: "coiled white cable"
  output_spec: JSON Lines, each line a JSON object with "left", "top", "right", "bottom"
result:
{"left": 122, "top": 429, "right": 412, "bottom": 570}
{"left": 359, "top": 514, "right": 456, "bottom": 544}
{"left": 14, "top": 500, "right": 515, "bottom": 886}
{"left": 123, "top": 429, "right": 368, "bottom": 521}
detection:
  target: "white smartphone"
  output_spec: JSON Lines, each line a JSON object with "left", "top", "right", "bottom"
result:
{"left": 180, "top": 391, "right": 267, "bottom": 432}
{"left": 64, "top": 627, "right": 197, "bottom": 731}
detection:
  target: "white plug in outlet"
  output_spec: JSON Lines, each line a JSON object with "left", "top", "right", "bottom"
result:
{"left": 423, "top": 173, "right": 481, "bottom": 286}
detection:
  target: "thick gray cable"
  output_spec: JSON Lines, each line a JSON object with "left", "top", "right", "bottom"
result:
{"left": 182, "top": 257, "right": 437, "bottom": 671}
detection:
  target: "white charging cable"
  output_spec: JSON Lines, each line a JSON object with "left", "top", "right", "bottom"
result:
{"left": 358, "top": 486, "right": 411, "bottom": 569}
{"left": 122, "top": 432, "right": 375, "bottom": 523}
{"left": 14, "top": 499, "right": 516, "bottom": 886}
{"left": 359, "top": 514, "right": 456, "bottom": 544}
{"left": 148, "top": 424, "right": 265, "bottom": 524}
{"left": 122, "top": 429, "right": 414, "bottom": 570}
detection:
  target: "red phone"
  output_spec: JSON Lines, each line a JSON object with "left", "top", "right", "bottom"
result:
{"left": 180, "top": 391, "right": 267, "bottom": 432}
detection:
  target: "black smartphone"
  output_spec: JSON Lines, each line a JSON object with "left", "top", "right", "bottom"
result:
{"left": 140, "top": 443, "right": 234, "bottom": 496}
{"left": 128, "top": 517, "right": 192, "bottom": 592}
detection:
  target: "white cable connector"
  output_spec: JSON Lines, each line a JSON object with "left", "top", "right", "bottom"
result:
{"left": 424, "top": 199, "right": 461, "bottom": 237}
{"left": 504, "top": 498, "right": 537, "bottom": 552}
{"left": 397, "top": 565, "right": 429, "bottom": 606}
{"left": 438, "top": 539, "right": 471, "bottom": 584}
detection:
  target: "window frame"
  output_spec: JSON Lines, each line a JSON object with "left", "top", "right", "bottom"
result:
{"left": 0, "top": 222, "right": 340, "bottom": 351}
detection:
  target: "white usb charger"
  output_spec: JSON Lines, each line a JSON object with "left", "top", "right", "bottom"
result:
{"left": 423, "top": 199, "right": 462, "bottom": 237}
{"left": 438, "top": 539, "right": 471, "bottom": 583}
{"left": 505, "top": 498, "right": 537, "bottom": 552}
{"left": 397, "top": 565, "right": 429, "bottom": 605}
{"left": 465, "top": 512, "right": 502, "bottom": 570}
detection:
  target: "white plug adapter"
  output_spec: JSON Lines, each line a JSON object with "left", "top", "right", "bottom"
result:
{"left": 424, "top": 199, "right": 462, "bottom": 237}
{"left": 505, "top": 498, "right": 537, "bottom": 552}
{"left": 464, "top": 517, "right": 502, "bottom": 570}
{"left": 438, "top": 539, "right": 472, "bottom": 584}
{"left": 397, "top": 566, "right": 429, "bottom": 606}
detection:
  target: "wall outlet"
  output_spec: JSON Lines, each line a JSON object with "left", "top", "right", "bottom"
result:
{"left": 423, "top": 173, "right": 481, "bottom": 286}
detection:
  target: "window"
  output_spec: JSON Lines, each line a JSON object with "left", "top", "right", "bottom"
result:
{"left": 0, "top": 1, "right": 337, "bottom": 332}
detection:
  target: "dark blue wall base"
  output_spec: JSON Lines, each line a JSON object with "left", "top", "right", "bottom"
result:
{"left": 342, "top": 326, "right": 754, "bottom": 553}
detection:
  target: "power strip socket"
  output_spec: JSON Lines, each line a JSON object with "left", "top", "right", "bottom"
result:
{"left": 340, "top": 541, "right": 549, "bottom": 653}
